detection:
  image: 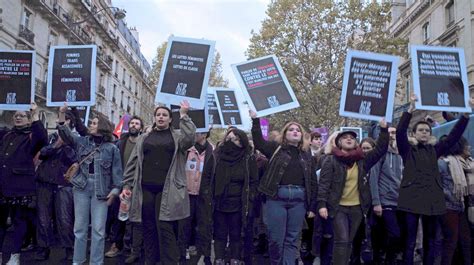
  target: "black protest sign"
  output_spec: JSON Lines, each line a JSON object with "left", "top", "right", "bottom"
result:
{"left": 207, "top": 92, "right": 223, "bottom": 127}
{"left": 0, "top": 50, "right": 35, "bottom": 110}
{"left": 214, "top": 89, "right": 242, "bottom": 127}
{"left": 170, "top": 105, "right": 209, "bottom": 133}
{"left": 232, "top": 55, "right": 299, "bottom": 117}
{"left": 339, "top": 50, "right": 399, "bottom": 123}
{"left": 411, "top": 45, "right": 470, "bottom": 112}
{"left": 47, "top": 45, "right": 97, "bottom": 107}
{"left": 156, "top": 37, "right": 215, "bottom": 109}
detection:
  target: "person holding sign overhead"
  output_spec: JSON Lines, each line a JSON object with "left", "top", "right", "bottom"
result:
{"left": 121, "top": 101, "right": 196, "bottom": 265}
{"left": 396, "top": 94, "right": 472, "bottom": 265}
{"left": 0, "top": 102, "right": 48, "bottom": 265}
{"left": 57, "top": 103, "right": 122, "bottom": 265}
{"left": 317, "top": 118, "right": 388, "bottom": 265}
{"left": 250, "top": 110, "right": 318, "bottom": 265}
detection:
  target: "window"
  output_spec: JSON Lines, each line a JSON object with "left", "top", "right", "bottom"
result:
{"left": 122, "top": 69, "right": 126, "bottom": 82}
{"left": 48, "top": 31, "right": 58, "bottom": 46}
{"left": 422, "top": 22, "right": 430, "bottom": 43}
{"left": 22, "top": 8, "right": 32, "bottom": 29}
{"left": 446, "top": 1, "right": 454, "bottom": 26}
{"left": 114, "top": 61, "right": 119, "bottom": 74}
{"left": 111, "top": 110, "right": 115, "bottom": 124}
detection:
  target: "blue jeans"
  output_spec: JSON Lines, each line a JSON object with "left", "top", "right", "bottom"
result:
{"left": 263, "top": 185, "right": 307, "bottom": 265}
{"left": 73, "top": 177, "right": 109, "bottom": 265}
{"left": 332, "top": 205, "right": 363, "bottom": 265}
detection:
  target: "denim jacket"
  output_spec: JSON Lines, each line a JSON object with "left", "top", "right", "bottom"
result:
{"left": 58, "top": 124, "right": 123, "bottom": 199}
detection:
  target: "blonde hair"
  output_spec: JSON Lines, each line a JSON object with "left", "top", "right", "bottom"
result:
{"left": 276, "top": 122, "right": 310, "bottom": 152}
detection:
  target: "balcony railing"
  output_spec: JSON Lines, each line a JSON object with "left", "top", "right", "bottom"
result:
{"left": 19, "top": 25, "right": 35, "bottom": 45}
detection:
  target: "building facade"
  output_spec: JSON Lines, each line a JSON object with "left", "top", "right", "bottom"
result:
{"left": 0, "top": 0, "right": 155, "bottom": 129}
{"left": 389, "top": 0, "right": 474, "bottom": 123}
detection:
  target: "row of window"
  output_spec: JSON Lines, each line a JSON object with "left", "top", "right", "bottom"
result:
{"left": 421, "top": 1, "right": 454, "bottom": 43}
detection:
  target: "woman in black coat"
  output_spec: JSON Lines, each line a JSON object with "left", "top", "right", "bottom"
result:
{"left": 396, "top": 95, "right": 472, "bottom": 265}
{"left": 0, "top": 102, "right": 48, "bottom": 264}
{"left": 212, "top": 128, "right": 258, "bottom": 265}
{"left": 317, "top": 119, "right": 388, "bottom": 265}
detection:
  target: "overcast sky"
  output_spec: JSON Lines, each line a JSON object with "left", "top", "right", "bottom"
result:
{"left": 112, "top": 0, "right": 270, "bottom": 88}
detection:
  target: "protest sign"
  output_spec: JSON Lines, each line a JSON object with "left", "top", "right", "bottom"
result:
{"left": 0, "top": 50, "right": 35, "bottom": 111}
{"left": 232, "top": 55, "right": 299, "bottom": 117}
{"left": 411, "top": 45, "right": 471, "bottom": 112}
{"left": 47, "top": 45, "right": 97, "bottom": 107}
{"left": 340, "top": 127, "right": 363, "bottom": 142}
{"left": 169, "top": 104, "right": 209, "bottom": 133}
{"left": 207, "top": 89, "right": 223, "bottom": 128}
{"left": 155, "top": 36, "right": 215, "bottom": 109}
{"left": 339, "top": 50, "right": 399, "bottom": 123}
{"left": 214, "top": 88, "right": 243, "bottom": 128}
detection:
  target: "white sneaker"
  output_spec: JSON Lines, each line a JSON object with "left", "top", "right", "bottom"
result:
{"left": 6, "top": 253, "right": 20, "bottom": 265}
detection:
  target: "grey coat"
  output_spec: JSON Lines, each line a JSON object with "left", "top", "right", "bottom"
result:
{"left": 123, "top": 116, "right": 196, "bottom": 222}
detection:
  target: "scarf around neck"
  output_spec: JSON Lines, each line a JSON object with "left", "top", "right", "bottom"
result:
{"left": 445, "top": 155, "right": 469, "bottom": 199}
{"left": 332, "top": 147, "right": 365, "bottom": 166}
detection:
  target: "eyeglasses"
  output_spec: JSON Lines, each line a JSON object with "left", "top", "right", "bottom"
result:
{"left": 14, "top": 114, "right": 28, "bottom": 118}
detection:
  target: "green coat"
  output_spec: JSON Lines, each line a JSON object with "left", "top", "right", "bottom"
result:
{"left": 122, "top": 116, "right": 196, "bottom": 222}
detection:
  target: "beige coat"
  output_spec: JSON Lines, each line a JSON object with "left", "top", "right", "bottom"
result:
{"left": 122, "top": 116, "right": 196, "bottom": 222}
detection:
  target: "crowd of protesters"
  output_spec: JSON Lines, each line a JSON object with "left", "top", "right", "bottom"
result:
{"left": 0, "top": 94, "right": 473, "bottom": 265}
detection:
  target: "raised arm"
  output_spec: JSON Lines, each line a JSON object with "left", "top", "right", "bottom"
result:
{"left": 178, "top": 100, "right": 196, "bottom": 152}
{"left": 29, "top": 102, "right": 48, "bottom": 155}
{"left": 70, "top": 107, "right": 89, "bottom": 136}
{"left": 57, "top": 103, "right": 80, "bottom": 147}
{"left": 364, "top": 120, "right": 389, "bottom": 171}
{"left": 250, "top": 110, "right": 278, "bottom": 158}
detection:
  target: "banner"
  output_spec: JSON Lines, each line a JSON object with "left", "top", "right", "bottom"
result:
{"left": 411, "top": 45, "right": 471, "bottom": 112}
{"left": 155, "top": 36, "right": 215, "bottom": 109}
{"left": 207, "top": 89, "right": 223, "bottom": 128}
{"left": 232, "top": 55, "right": 299, "bottom": 117}
{"left": 214, "top": 88, "right": 243, "bottom": 128}
{"left": 169, "top": 104, "right": 209, "bottom": 133}
{"left": 113, "top": 114, "right": 131, "bottom": 138}
{"left": 47, "top": 45, "right": 97, "bottom": 107}
{"left": 0, "top": 50, "right": 35, "bottom": 111}
{"left": 339, "top": 50, "right": 399, "bottom": 122}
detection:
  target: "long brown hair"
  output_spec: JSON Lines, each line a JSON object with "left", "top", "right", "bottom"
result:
{"left": 276, "top": 121, "right": 310, "bottom": 152}
{"left": 92, "top": 113, "right": 114, "bottom": 142}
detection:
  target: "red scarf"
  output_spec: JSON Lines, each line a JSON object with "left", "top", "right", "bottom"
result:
{"left": 332, "top": 147, "right": 365, "bottom": 166}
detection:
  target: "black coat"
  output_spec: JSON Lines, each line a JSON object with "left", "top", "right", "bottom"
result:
{"left": 317, "top": 127, "right": 388, "bottom": 217}
{"left": 251, "top": 118, "right": 318, "bottom": 213}
{"left": 0, "top": 121, "right": 48, "bottom": 197}
{"left": 396, "top": 112, "right": 469, "bottom": 216}
{"left": 36, "top": 134, "right": 77, "bottom": 186}
{"left": 212, "top": 149, "right": 258, "bottom": 236}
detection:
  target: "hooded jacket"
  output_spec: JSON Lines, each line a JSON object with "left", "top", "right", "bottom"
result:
{"left": 369, "top": 145, "right": 403, "bottom": 207}
{"left": 396, "top": 112, "right": 469, "bottom": 216}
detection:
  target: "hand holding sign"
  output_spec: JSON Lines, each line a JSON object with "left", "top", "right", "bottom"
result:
{"left": 249, "top": 109, "right": 257, "bottom": 119}
{"left": 379, "top": 118, "right": 387, "bottom": 129}
{"left": 408, "top": 94, "right": 418, "bottom": 114}
{"left": 179, "top": 100, "right": 190, "bottom": 118}
{"left": 30, "top": 102, "right": 39, "bottom": 121}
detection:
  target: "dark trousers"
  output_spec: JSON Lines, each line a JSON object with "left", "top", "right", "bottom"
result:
{"left": 2, "top": 204, "right": 36, "bottom": 255}
{"left": 214, "top": 210, "right": 242, "bottom": 260}
{"left": 142, "top": 186, "right": 179, "bottom": 264}
{"left": 0, "top": 203, "right": 9, "bottom": 251}
{"left": 180, "top": 194, "right": 212, "bottom": 258}
{"left": 107, "top": 196, "right": 126, "bottom": 249}
{"left": 401, "top": 212, "right": 439, "bottom": 265}
{"left": 332, "top": 205, "right": 363, "bottom": 265}
{"left": 441, "top": 210, "right": 471, "bottom": 265}
{"left": 381, "top": 207, "right": 402, "bottom": 261}
{"left": 312, "top": 214, "right": 333, "bottom": 265}
{"left": 130, "top": 221, "right": 143, "bottom": 254}
{"left": 36, "top": 183, "right": 74, "bottom": 249}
